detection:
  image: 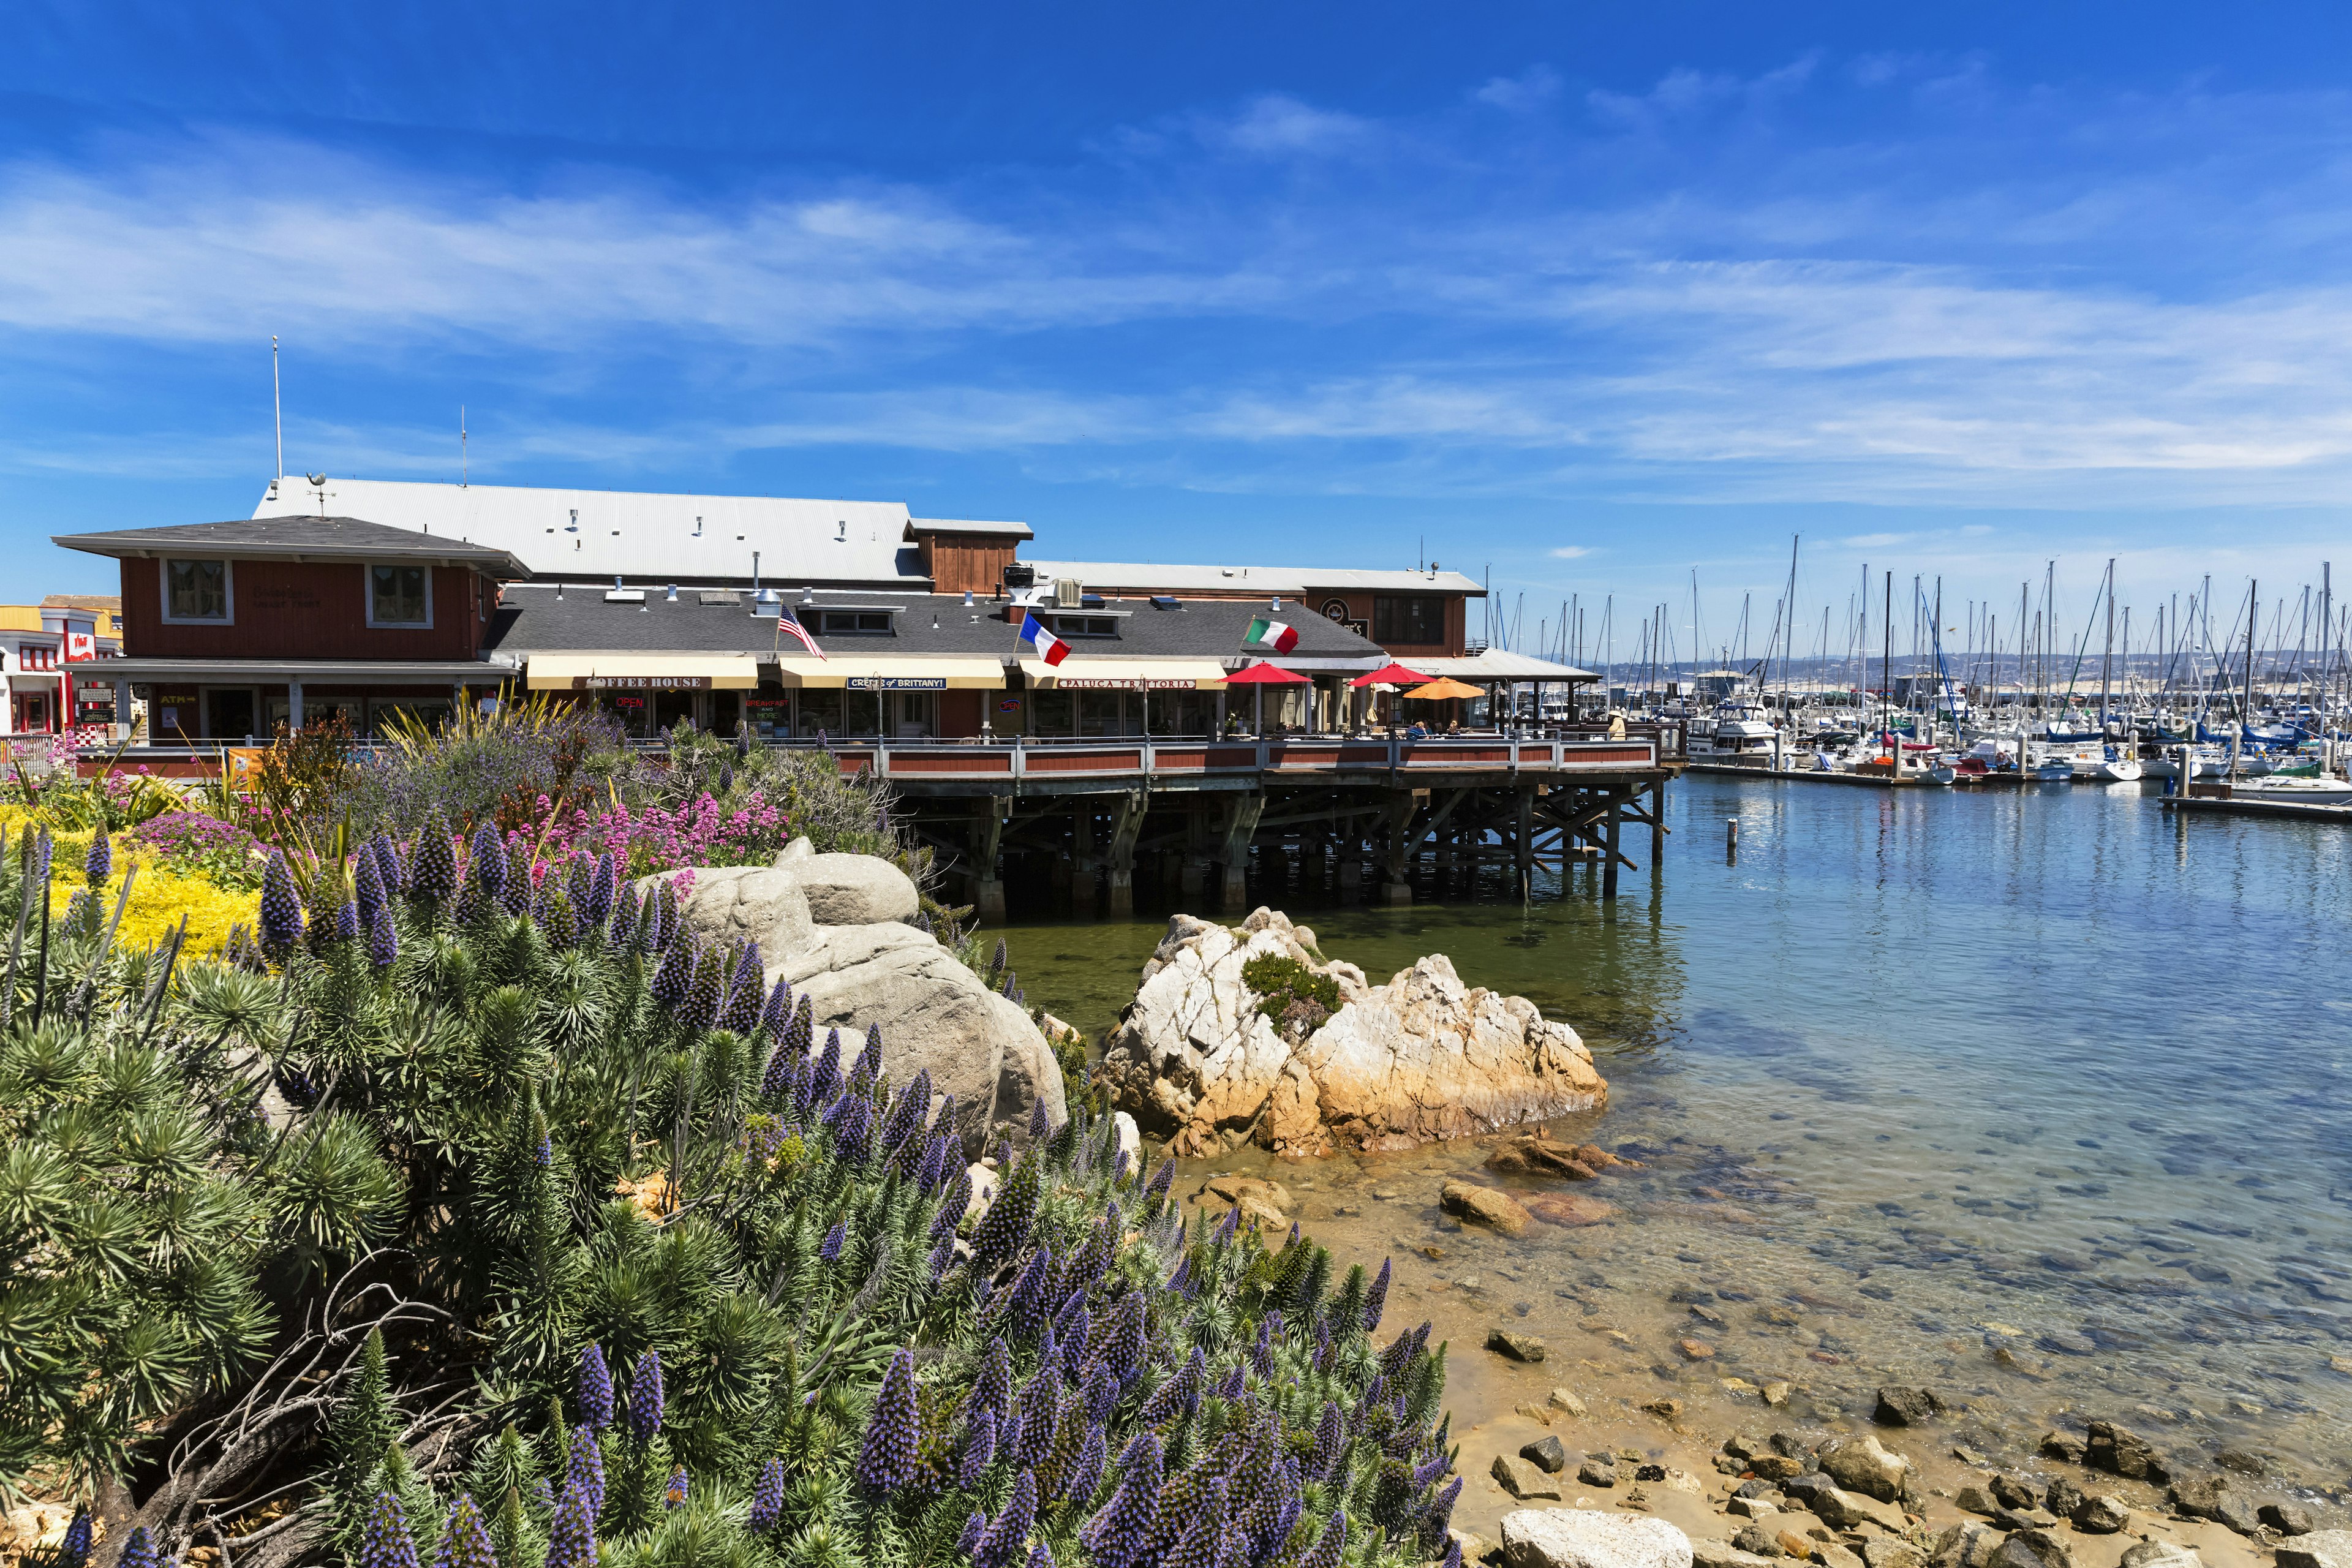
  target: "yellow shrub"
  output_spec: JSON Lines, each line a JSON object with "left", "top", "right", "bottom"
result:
{"left": 1, "top": 806, "right": 261, "bottom": 955}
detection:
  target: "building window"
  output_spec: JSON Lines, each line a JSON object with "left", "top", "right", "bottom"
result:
{"left": 817, "top": 610, "right": 893, "bottom": 634}
{"left": 162, "top": 559, "right": 231, "bottom": 623}
{"left": 17, "top": 644, "right": 57, "bottom": 671}
{"left": 1052, "top": 614, "right": 1120, "bottom": 638}
{"left": 1373, "top": 595, "right": 1445, "bottom": 645}
{"left": 368, "top": 564, "right": 432, "bottom": 627}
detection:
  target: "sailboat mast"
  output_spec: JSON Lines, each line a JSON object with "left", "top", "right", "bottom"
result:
{"left": 2100, "top": 558, "right": 2116, "bottom": 727}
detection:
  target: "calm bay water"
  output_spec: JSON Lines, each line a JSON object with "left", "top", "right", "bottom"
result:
{"left": 998, "top": 775, "right": 2352, "bottom": 1488}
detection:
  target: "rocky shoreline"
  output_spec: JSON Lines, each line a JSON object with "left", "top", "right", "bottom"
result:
{"left": 1164, "top": 1152, "right": 2342, "bottom": 1568}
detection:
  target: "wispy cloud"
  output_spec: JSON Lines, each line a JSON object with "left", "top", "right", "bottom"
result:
{"left": 13, "top": 54, "right": 2352, "bottom": 614}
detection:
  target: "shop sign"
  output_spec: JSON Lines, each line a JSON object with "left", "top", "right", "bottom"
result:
{"left": 1054, "top": 677, "right": 1203, "bottom": 690}
{"left": 573, "top": 675, "right": 711, "bottom": 690}
{"left": 845, "top": 676, "right": 948, "bottom": 690}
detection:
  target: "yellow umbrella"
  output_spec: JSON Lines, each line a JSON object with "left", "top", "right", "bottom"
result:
{"left": 1403, "top": 677, "right": 1482, "bottom": 701}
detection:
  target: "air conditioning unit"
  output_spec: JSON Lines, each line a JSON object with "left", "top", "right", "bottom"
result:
{"left": 1053, "top": 577, "right": 1085, "bottom": 608}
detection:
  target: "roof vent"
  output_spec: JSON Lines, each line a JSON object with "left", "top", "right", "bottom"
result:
{"left": 604, "top": 576, "right": 645, "bottom": 603}
{"left": 836, "top": 521, "right": 848, "bottom": 541}
{"left": 567, "top": 509, "right": 579, "bottom": 532}
{"left": 1151, "top": 595, "right": 1180, "bottom": 611}
{"left": 1052, "top": 577, "right": 1084, "bottom": 608}
{"left": 752, "top": 588, "right": 782, "bottom": 619}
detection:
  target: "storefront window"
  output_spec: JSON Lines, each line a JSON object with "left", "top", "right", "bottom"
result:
{"left": 796, "top": 690, "right": 845, "bottom": 737}
{"left": 1372, "top": 595, "right": 1444, "bottom": 645}
{"left": 1029, "top": 690, "right": 1073, "bottom": 736}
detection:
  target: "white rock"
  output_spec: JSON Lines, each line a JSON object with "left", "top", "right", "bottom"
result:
{"left": 1099, "top": 908, "right": 1605, "bottom": 1157}
{"left": 1502, "top": 1509, "right": 1693, "bottom": 1568}
{"left": 1817, "top": 1434, "right": 1911, "bottom": 1503}
{"left": 790, "top": 851, "right": 919, "bottom": 925}
{"left": 1111, "top": 1110, "right": 1143, "bottom": 1175}
{"left": 963, "top": 1163, "right": 999, "bottom": 1226}
{"left": 2277, "top": 1532, "right": 2352, "bottom": 1568}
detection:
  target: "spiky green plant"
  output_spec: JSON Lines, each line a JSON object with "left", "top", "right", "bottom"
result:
{"left": 0, "top": 828, "right": 1452, "bottom": 1568}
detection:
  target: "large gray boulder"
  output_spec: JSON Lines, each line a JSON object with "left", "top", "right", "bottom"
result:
{"left": 641, "top": 842, "right": 1063, "bottom": 1144}
{"left": 1501, "top": 1510, "right": 1692, "bottom": 1568}
{"left": 770, "top": 922, "right": 1065, "bottom": 1144}
{"left": 793, "top": 851, "right": 920, "bottom": 925}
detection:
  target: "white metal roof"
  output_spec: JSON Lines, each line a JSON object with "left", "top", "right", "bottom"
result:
{"left": 253, "top": 477, "right": 924, "bottom": 585}
{"left": 1023, "top": 559, "right": 1486, "bottom": 597}
{"left": 1408, "top": 650, "right": 1599, "bottom": 681}
{"left": 907, "top": 518, "right": 1033, "bottom": 538}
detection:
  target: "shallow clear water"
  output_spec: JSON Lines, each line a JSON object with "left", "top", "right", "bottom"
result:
{"left": 998, "top": 775, "right": 2352, "bottom": 1488}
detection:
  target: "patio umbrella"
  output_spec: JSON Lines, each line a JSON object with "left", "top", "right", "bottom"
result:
{"left": 1224, "top": 659, "right": 1308, "bottom": 734}
{"left": 1348, "top": 662, "right": 1431, "bottom": 688}
{"left": 1402, "top": 677, "right": 1482, "bottom": 701}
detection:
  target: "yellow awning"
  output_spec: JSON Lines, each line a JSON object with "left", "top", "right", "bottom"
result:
{"left": 526, "top": 653, "right": 759, "bottom": 691}
{"left": 1020, "top": 658, "right": 1229, "bottom": 691}
{"left": 772, "top": 655, "right": 1006, "bottom": 690}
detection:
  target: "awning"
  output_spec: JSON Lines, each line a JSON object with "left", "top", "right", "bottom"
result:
{"left": 526, "top": 653, "right": 758, "bottom": 692}
{"left": 772, "top": 656, "right": 1005, "bottom": 691}
{"left": 1020, "top": 658, "right": 1229, "bottom": 691}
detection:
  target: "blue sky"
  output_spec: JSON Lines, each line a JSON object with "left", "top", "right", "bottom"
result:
{"left": 8, "top": 1, "right": 2352, "bottom": 662}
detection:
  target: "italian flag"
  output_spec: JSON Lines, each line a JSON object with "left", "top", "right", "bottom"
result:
{"left": 1245, "top": 617, "right": 1300, "bottom": 652}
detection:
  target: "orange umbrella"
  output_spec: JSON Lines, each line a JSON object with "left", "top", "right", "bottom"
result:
{"left": 1403, "top": 677, "right": 1481, "bottom": 701}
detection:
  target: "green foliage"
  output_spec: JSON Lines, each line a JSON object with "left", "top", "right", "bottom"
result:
{"left": 1239, "top": 954, "right": 1341, "bottom": 1038}
{"left": 0, "top": 839, "right": 1454, "bottom": 1568}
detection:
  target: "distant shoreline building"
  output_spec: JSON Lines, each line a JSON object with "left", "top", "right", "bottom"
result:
{"left": 55, "top": 475, "right": 1593, "bottom": 742}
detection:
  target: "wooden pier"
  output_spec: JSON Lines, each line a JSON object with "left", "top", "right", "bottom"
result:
{"left": 854, "top": 729, "right": 1684, "bottom": 917}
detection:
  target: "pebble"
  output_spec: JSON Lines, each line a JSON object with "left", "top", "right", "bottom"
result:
{"left": 1548, "top": 1387, "right": 1588, "bottom": 1417}
{"left": 1487, "top": 1327, "right": 1546, "bottom": 1362}
{"left": 1640, "top": 1398, "right": 1686, "bottom": 1420}
{"left": 1489, "top": 1453, "right": 1563, "bottom": 1501}
{"left": 1679, "top": 1338, "right": 1717, "bottom": 1361}
{"left": 1730, "top": 1525, "right": 1782, "bottom": 1558}
{"left": 1728, "top": 1498, "right": 1779, "bottom": 1520}
{"left": 1578, "top": 1457, "right": 1619, "bottom": 1488}
{"left": 1760, "top": 1382, "right": 1792, "bottom": 1409}
{"left": 1520, "top": 1436, "right": 1569, "bottom": 1474}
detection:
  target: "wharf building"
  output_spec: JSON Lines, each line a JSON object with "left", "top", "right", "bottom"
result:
{"left": 56, "top": 477, "right": 1678, "bottom": 913}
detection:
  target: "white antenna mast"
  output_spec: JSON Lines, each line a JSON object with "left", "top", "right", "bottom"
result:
{"left": 272, "top": 335, "right": 284, "bottom": 482}
{"left": 461, "top": 404, "right": 468, "bottom": 487}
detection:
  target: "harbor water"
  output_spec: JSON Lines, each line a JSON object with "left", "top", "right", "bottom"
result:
{"left": 998, "top": 773, "right": 2352, "bottom": 1498}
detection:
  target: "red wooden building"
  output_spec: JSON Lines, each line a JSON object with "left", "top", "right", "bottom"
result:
{"left": 55, "top": 516, "right": 526, "bottom": 740}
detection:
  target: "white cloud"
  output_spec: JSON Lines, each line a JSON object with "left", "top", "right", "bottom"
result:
{"left": 1549, "top": 545, "right": 1596, "bottom": 558}
{"left": 1474, "top": 66, "right": 1561, "bottom": 113}
{"left": 1210, "top": 95, "right": 1373, "bottom": 157}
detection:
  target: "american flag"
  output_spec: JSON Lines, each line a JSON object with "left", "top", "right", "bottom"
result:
{"left": 778, "top": 603, "right": 826, "bottom": 659}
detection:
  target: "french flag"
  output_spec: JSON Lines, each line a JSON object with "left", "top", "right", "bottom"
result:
{"left": 1018, "top": 609, "right": 1070, "bottom": 666}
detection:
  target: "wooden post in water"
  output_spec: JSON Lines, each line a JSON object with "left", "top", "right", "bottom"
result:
{"left": 1602, "top": 800, "right": 1621, "bottom": 900}
{"left": 1726, "top": 816, "right": 1739, "bottom": 861}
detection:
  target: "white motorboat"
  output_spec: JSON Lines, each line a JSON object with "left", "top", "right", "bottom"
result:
{"left": 2231, "top": 776, "right": 2352, "bottom": 807}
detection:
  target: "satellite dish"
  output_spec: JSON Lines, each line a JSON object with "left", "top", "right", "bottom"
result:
{"left": 306, "top": 472, "right": 326, "bottom": 486}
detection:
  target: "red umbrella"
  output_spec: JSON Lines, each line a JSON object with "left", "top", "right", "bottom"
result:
{"left": 1225, "top": 659, "right": 1308, "bottom": 735}
{"left": 1224, "top": 660, "right": 1310, "bottom": 684}
{"left": 1348, "top": 662, "right": 1431, "bottom": 688}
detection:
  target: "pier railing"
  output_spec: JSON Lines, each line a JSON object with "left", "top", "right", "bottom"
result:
{"left": 814, "top": 734, "right": 1662, "bottom": 783}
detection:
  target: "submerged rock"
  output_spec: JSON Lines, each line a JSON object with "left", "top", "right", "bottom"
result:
{"left": 1098, "top": 908, "right": 1605, "bottom": 1156}
{"left": 1444, "top": 1179, "right": 1534, "bottom": 1235}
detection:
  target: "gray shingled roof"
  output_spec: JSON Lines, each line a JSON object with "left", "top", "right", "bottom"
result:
{"left": 486, "top": 585, "right": 1384, "bottom": 665}
{"left": 55, "top": 516, "right": 527, "bottom": 573}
